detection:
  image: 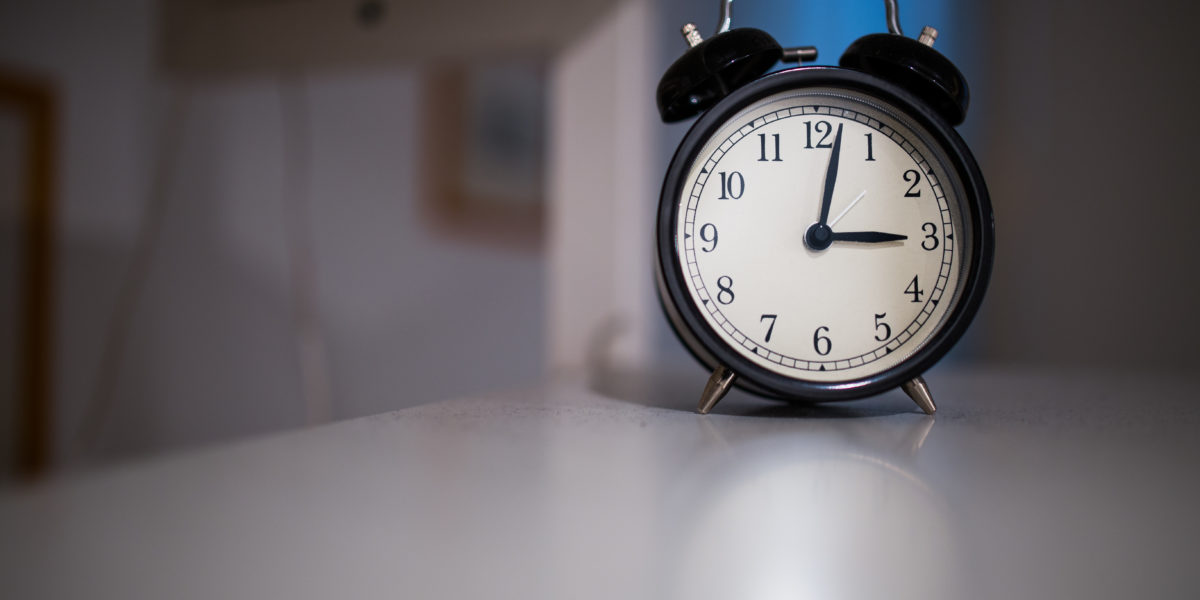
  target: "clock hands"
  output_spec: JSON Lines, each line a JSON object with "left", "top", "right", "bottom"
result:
{"left": 827, "top": 191, "right": 905, "bottom": 241}
{"left": 804, "top": 123, "right": 844, "bottom": 252}
{"left": 829, "top": 231, "right": 908, "bottom": 243}
{"left": 829, "top": 190, "right": 867, "bottom": 228}
{"left": 816, "top": 123, "right": 844, "bottom": 228}
{"left": 803, "top": 128, "right": 903, "bottom": 250}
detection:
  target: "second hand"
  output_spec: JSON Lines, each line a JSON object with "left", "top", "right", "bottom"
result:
{"left": 829, "top": 189, "right": 868, "bottom": 228}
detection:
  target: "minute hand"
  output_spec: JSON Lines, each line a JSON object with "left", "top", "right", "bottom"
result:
{"left": 816, "top": 123, "right": 845, "bottom": 226}
{"left": 830, "top": 231, "right": 908, "bottom": 243}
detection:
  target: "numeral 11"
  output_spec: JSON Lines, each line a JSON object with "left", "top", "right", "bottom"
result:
{"left": 758, "top": 133, "right": 781, "bottom": 162}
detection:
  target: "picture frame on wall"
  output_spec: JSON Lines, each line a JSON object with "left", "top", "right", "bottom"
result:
{"left": 420, "top": 59, "right": 546, "bottom": 250}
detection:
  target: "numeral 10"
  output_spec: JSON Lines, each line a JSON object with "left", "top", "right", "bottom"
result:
{"left": 717, "top": 171, "right": 744, "bottom": 200}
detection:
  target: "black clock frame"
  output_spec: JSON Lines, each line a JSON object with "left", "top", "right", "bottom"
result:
{"left": 655, "top": 66, "right": 994, "bottom": 402}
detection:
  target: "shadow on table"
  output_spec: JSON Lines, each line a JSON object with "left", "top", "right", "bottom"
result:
{"left": 586, "top": 362, "right": 920, "bottom": 420}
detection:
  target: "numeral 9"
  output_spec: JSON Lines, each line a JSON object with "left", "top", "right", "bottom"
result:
{"left": 700, "top": 223, "right": 718, "bottom": 252}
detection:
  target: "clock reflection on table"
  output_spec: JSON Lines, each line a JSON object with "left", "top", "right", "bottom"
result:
{"left": 588, "top": 364, "right": 963, "bottom": 599}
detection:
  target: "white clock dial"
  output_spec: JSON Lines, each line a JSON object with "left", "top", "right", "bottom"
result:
{"left": 675, "top": 88, "right": 969, "bottom": 382}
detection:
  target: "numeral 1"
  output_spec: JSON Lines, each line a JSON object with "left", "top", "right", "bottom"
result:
{"left": 864, "top": 133, "right": 875, "bottom": 161}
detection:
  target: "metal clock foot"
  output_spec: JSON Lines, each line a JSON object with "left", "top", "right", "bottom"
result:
{"left": 901, "top": 375, "right": 937, "bottom": 415}
{"left": 697, "top": 366, "right": 737, "bottom": 414}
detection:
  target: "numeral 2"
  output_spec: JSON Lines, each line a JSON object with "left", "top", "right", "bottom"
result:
{"left": 903, "top": 169, "right": 922, "bottom": 197}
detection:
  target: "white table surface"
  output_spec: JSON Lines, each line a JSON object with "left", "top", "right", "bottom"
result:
{"left": 2, "top": 365, "right": 1198, "bottom": 599}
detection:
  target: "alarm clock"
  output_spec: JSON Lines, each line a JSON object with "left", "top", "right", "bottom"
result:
{"left": 654, "top": 1, "right": 993, "bottom": 414}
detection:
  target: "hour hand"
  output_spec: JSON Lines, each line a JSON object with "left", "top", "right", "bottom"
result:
{"left": 816, "top": 124, "right": 845, "bottom": 227}
{"left": 830, "top": 231, "right": 908, "bottom": 243}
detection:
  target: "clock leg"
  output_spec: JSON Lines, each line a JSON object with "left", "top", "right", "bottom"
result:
{"left": 901, "top": 376, "right": 937, "bottom": 415}
{"left": 697, "top": 365, "right": 737, "bottom": 414}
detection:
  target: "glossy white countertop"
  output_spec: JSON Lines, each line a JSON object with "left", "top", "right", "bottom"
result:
{"left": 2, "top": 365, "right": 1198, "bottom": 599}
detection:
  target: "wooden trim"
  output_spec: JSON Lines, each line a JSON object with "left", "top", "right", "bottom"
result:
{"left": 0, "top": 66, "right": 56, "bottom": 480}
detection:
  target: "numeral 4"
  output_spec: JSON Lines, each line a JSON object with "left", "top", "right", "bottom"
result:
{"left": 905, "top": 275, "right": 924, "bottom": 303}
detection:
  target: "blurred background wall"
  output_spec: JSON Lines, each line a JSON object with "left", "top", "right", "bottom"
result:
{"left": 0, "top": 0, "right": 559, "bottom": 469}
{"left": 0, "top": 0, "right": 1197, "bottom": 479}
{"left": 974, "top": 1, "right": 1200, "bottom": 370}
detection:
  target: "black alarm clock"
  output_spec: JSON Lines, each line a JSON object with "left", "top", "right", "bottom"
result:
{"left": 654, "top": 0, "right": 993, "bottom": 414}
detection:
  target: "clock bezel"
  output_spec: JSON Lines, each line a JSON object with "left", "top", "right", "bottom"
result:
{"left": 656, "top": 66, "right": 994, "bottom": 401}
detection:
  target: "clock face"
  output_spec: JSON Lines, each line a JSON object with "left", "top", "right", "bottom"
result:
{"left": 670, "top": 85, "right": 974, "bottom": 385}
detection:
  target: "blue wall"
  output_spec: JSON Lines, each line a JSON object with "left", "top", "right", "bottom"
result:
{"left": 729, "top": 0, "right": 960, "bottom": 69}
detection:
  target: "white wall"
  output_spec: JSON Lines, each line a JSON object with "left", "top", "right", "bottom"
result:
{"left": 0, "top": 0, "right": 545, "bottom": 466}
{"left": 546, "top": 0, "right": 659, "bottom": 375}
